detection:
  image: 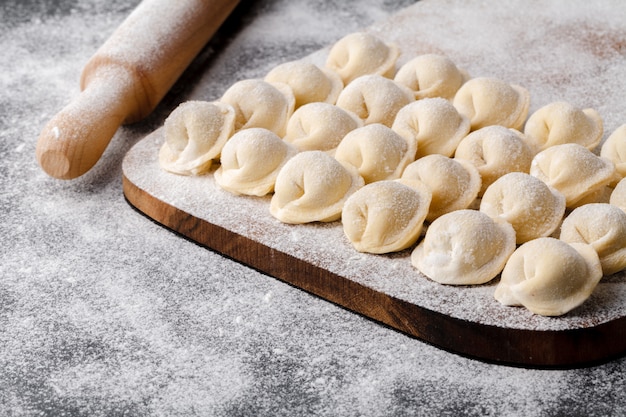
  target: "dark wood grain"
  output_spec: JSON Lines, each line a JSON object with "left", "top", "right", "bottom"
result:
{"left": 123, "top": 174, "right": 626, "bottom": 368}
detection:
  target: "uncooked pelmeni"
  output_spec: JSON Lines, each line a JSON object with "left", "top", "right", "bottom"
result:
{"left": 394, "top": 54, "right": 468, "bottom": 100}
{"left": 159, "top": 100, "right": 236, "bottom": 176}
{"left": 524, "top": 101, "right": 603, "bottom": 153}
{"left": 391, "top": 97, "right": 471, "bottom": 158}
{"left": 454, "top": 125, "right": 533, "bottom": 195}
{"left": 530, "top": 143, "right": 616, "bottom": 208}
{"left": 342, "top": 179, "right": 432, "bottom": 254}
{"left": 264, "top": 60, "right": 343, "bottom": 108}
{"left": 480, "top": 172, "right": 566, "bottom": 244}
{"left": 560, "top": 203, "right": 626, "bottom": 276}
{"left": 270, "top": 150, "right": 364, "bottom": 224}
{"left": 401, "top": 155, "right": 481, "bottom": 222}
{"left": 610, "top": 177, "right": 626, "bottom": 212}
{"left": 411, "top": 209, "right": 516, "bottom": 285}
{"left": 494, "top": 238, "right": 602, "bottom": 317}
{"left": 325, "top": 31, "right": 399, "bottom": 85}
{"left": 600, "top": 124, "right": 626, "bottom": 183}
{"left": 283, "top": 102, "right": 362, "bottom": 153}
{"left": 334, "top": 123, "right": 415, "bottom": 184}
{"left": 335, "top": 74, "right": 414, "bottom": 127}
{"left": 219, "top": 78, "right": 295, "bottom": 137}
{"left": 214, "top": 128, "right": 298, "bottom": 197}
{"left": 452, "top": 77, "right": 530, "bottom": 131}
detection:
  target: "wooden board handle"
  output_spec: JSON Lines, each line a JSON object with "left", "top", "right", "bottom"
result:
{"left": 36, "top": 0, "right": 240, "bottom": 180}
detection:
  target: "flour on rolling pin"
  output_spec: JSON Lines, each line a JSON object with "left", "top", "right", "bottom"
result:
{"left": 36, "top": 0, "right": 240, "bottom": 180}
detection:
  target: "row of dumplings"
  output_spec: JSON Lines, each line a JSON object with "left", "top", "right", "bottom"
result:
{"left": 158, "top": 31, "right": 626, "bottom": 317}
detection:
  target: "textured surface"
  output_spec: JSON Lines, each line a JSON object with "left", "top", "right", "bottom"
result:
{"left": 2, "top": 0, "right": 626, "bottom": 416}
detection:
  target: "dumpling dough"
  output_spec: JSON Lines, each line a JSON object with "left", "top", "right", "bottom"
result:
{"left": 394, "top": 54, "right": 468, "bottom": 100}
{"left": 401, "top": 155, "right": 481, "bottom": 222}
{"left": 220, "top": 79, "right": 295, "bottom": 137}
{"left": 610, "top": 177, "right": 626, "bottom": 212}
{"left": 159, "top": 100, "right": 235, "bottom": 176}
{"left": 334, "top": 123, "right": 415, "bottom": 184}
{"left": 270, "top": 150, "right": 364, "bottom": 224}
{"left": 530, "top": 143, "right": 616, "bottom": 208}
{"left": 265, "top": 60, "right": 343, "bottom": 108}
{"left": 335, "top": 74, "right": 414, "bottom": 127}
{"left": 560, "top": 203, "right": 626, "bottom": 275}
{"left": 326, "top": 31, "right": 399, "bottom": 85}
{"left": 214, "top": 128, "right": 298, "bottom": 196}
{"left": 524, "top": 101, "right": 603, "bottom": 153}
{"left": 494, "top": 238, "right": 602, "bottom": 317}
{"left": 454, "top": 126, "right": 533, "bottom": 195}
{"left": 411, "top": 210, "right": 516, "bottom": 285}
{"left": 392, "top": 97, "right": 471, "bottom": 158}
{"left": 480, "top": 172, "right": 566, "bottom": 244}
{"left": 342, "top": 179, "right": 432, "bottom": 254}
{"left": 452, "top": 77, "right": 530, "bottom": 131}
{"left": 283, "top": 102, "right": 362, "bottom": 153}
{"left": 600, "top": 124, "right": 626, "bottom": 183}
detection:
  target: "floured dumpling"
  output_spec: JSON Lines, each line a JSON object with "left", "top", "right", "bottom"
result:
{"left": 524, "top": 101, "right": 603, "bottom": 153}
{"left": 394, "top": 54, "right": 468, "bottom": 100}
{"left": 494, "top": 238, "right": 602, "bottom": 317}
{"left": 283, "top": 102, "right": 362, "bottom": 153}
{"left": 326, "top": 31, "right": 399, "bottom": 85}
{"left": 270, "top": 150, "right": 364, "bottom": 224}
{"left": 159, "top": 101, "right": 235, "bottom": 176}
{"left": 265, "top": 60, "right": 343, "bottom": 108}
{"left": 335, "top": 74, "right": 414, "bottom": 127}
{"left": 391, "top": 97, "right": 471, "bottom": 158}
{"left": 530, "top": 143, "right": 616, "bottom": 208}
{"left": 480, "top": 172, "right": 566, "bottom": 244}
{"left": 600, "top": 124, "right": 626, "bottom": 183}
{"left": 401, "top": 155, "right": 481, "bottom": 222}
{"left": 334, "top": 123, "right": 415, "bottom": 184}
{"left": 452, "top": 77, "right": 530, "bottom": 131}
{"left": 219, "top": 79, "right": 295, "bottom": 137}
{"left": 560, "top": 203, "right": 626, "bottom": 275}
{"left": 411, "top": 210, "right": 516, "bottom": 285}
{"left": 342, "top": 179, "right": 432, "bottom": 254}
{"left": 454, "top": 125, "right": 533, "bottom": 195}
{"left": 214, "top": 128, "right": 298, "bottom": 196}
{"left": 610, "top": 177, "right": 626, "bottom": 212}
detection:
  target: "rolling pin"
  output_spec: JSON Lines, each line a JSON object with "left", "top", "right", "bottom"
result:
{"left": 36, "top": 0, "right": 240, "bottom": 180}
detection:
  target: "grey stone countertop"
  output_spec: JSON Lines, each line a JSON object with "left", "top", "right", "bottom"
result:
{"left": 1, "top": 0, "right": 625, "bottom": 416}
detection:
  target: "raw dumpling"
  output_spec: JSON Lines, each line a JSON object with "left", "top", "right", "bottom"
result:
{"left": 270, "top": 150, "right": 364, "bottom": 224}
{"left": 454, "top": 125, "right": 533, "bottom": 195}
{"left": 334, "top": 123, "right": 415, "bottom": 184}
{"left": 214, "top": 128, "right": 298, "bottom": 196}
{"left": 411, "top": 209, "right": 516, "bottom": 285}
{"left": 265, "top": 60, "right": 343, "bottom": 108}
{"left": 600, "top": 124, "right": 626, "bottom": 183}
{"left": 494, "top": 238, "right": 602, "bottom": 317}
{"left": 326, "top": 31, "right": 399, "bottom": 85}
{"left": 335, "top": 74, "right": 414, "bottom": 127}
{"left": 159, "top": 100, "right": 235, "bottom": 176}
{"left": 530, "top": 143, "right": 616, "bottom": 208}
{"left": 560, "top": 203, "right": 626, "bottom": 275}
{"left": 219, "top": 79, "right": 295, "bottom": 137}
{"left": 283, "top": 102, "right": 362, "bottom": 153}
{"left": 394, "top": 54, "right": 468, "bottom": 100}
{"left": 524, "top": 101, "right": 603, "bottom": 153}
{"left": 401, "top": 155, "right": 481, "bottom": 222}
{"left": 342, "top": 179, "right": 432, "bottom": 254}
{"left": 452, "top": 77, "right": 530, "bottom": 131}
{"left": 480, "top": 172, "right": 566, "bottom": 244}
{"left": 391, "top": 97, "right": 471, "bottom": 158}
{"left": 610, "top": 177, "right": 626, "bottom": 212}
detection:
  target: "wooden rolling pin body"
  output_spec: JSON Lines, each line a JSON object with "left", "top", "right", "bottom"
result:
{"left": 36, "top": 0, "right": 239, "bottom": 179}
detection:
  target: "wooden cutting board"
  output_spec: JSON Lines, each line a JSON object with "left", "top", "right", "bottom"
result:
{"left": 122, "top": 0, "right": 626, "bottom": 368}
